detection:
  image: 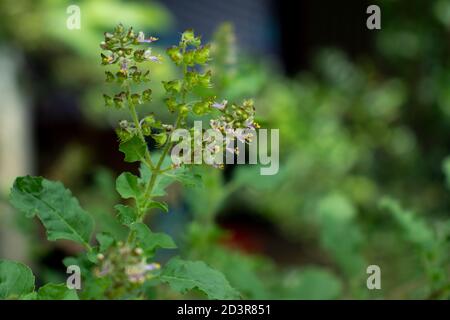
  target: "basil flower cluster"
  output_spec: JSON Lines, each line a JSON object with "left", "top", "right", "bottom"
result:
{"left": 210, "top": 99, "right": 258, "bottom": 151}
{"left": 101, "top": 24, "right": 159, "bottom": 110}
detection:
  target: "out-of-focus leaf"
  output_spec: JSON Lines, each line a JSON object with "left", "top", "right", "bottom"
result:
{"left": 160, "top": 258, "right": 240, "bottom": 300}
{"left": 140, "top": 158, "right": 201, "bottom": 197}
{"left": 96, "top": 232, "right": 115, "bottom": 252}
{"left": 279, "top": 268, "right": 342, "bottom": 300}
{"left": 442, "top": 156, "right": 450, "bottom": 190}
{"left": 146, "top": 200, "right": 169, "bottom": 213}
{"left": 130, "top": 222, "right": 176, "bottom": 256}
{"left": 116, "top": 172, "right": 140, "bottom": 200}
{"left": 380, "top": 197, "right": 435, "bottom": 250}
{"left": 119, "top": 135, "right": 147, "bottom": 163}
{"left": 317, "top": 193, "right": 365, "bottom": 277}
{"left": 36, "top": 283, "right": 78, "bottom": 300}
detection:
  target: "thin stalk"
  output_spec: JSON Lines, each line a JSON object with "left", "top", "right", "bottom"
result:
{"left": 128, "top": 102, "right": 155, "bottom": 170}
{"left": 126, "top": 47, "right": 188, "bottom": 244}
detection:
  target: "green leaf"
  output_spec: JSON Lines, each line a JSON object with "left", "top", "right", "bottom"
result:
{"left": 37, "top": 283, "right": 79, "bottom": 300}
{"left": 317, "top": 194, "right": 365, "bottom": 276}
{"left": 119, "top": 135, "right": 147, "bottom": 163}
{"left": 103, "top": 94, "right": 113, "bottom": 107}
{"left": 81, "top": 276, "right": 112, "bottom": 300}
{"left": 114, "top": 204, "right": 138, "bottom": 226}
{"left": 279, "top": 268, "right": 342, "bottom": 300}
{"left": 140, "top": 160, "right": 201, "bottom": 198}
{"left": 130, "top": 222, "right": 176, "bottom": 256}
{"left": 116, "top": 172, "right": 141, "bottom": 200}
{"left": 146, "top": 200, "right": 169, "bottom": 213}
{"left": 20, "top": 292, "right": 38, "bottom": 300}
{"left": 96, "top": 232, "right": 115, "bottom": 252}
{"left": 0, "top": 260, "right": 35, "bottom": 299}
{"left": 160, "top": 258, "right": 240, "bottom": 300}
{"left": 380, "top": 197, "right": 435, "bottom": 250}
{"left": 151, "top": 132, "right": 168, "bottom": 147}
{"left": 204, "top": 246, "right": 269, "bottom": 299}
{"left": 10, "top": 176, "right": 94, "bottom": 247}
{"left": 442, "top": 156, "right": 450, "bottom": 190}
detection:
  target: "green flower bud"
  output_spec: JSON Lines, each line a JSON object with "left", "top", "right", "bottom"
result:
{"left": 181, "top": 29, "right": 195, "bottom": 44}
{"left": 142, "top": 89, "right": 152, "bottom": 102}
{"left": 133, "top": 49, "right": 145, "bottom": 62}
{"left": 131, "top": 93, "right": 141, "bottom": 105}
{"left": 166, "top": 46, "right": 183, "bottom": 65}
{"left": 185, "top": 71, "right": 198, "bottom": 88}
{"left": 141, "top": 124, "right": 151, "bottom": 136}
{"left": 116, "top": 71, "right": 127, "bottom": 84}
{"left": 114, "top": 97, "right": 124, "bottom": 109}
{"left": 194, "top": 45, "right": 210, "bottom": 64}
{"left": 101, "top": 53, "right": 115, "bottom": 65}
{"left": 165, "top": 97, "right": 178, "bottom": 113}
{"left": 104, "top": 32, "right": 114, "bottom": 40}
{"left": 116, "top": 127, "right": 133, "bottom": 142}
{"left": 191, "top": 36, "right": 201, "bottom": 47}
{"left": 162, "top": 80, "right": 182, "bottom": 94}
{"left": 179, "top": 104, "right": 189, "bottom": 117}
{"left": 103, "top": 94, "right": 113, "bottom": 107}
{"left": 183, "top": 50, "right": 195, "bottom": 66}
{"left": 197, "top": 70, "right": 212, "bottom": 87}
{"left": 124, "top": 48, "right": 133, "bottom": 56}
{"left": 181, "top": 29, "right": 201, "bottom": 47}
{"left": 143, "top": 115, "right": 155, "bottom": 126}
{"left": 114, "top": 23, "right": 124, "bottom": 36}
{"left": 192, "top": 101, "right": 210, "bottom": 115}
{"left": 105, "top": 71, "right": 115, "bottom": 82}
{"left": 243, "top": 99, "right": 255, "bottom": 110}
{"left": 131, "top": 70, "right": 141, "bottom": 83}
{"left": 152, "top": 132, "right": 168, "bottom": 147}
{"left": 127, "top": 27, "right": 135, "bottom": 39}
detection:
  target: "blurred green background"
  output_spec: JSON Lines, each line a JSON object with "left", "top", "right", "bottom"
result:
{"left": 0, "top": 0, "right": 449, "bottom": 299}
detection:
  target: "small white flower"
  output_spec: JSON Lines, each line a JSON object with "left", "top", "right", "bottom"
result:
{"left": 212, "top": 100, "right": 228, "bottom": 110}
{"left": 120, "top": 59, "right": 129, "bottom": 72}
{"left": 137, "top": 31, "right": 145, "bottom": 42}
{"left": 144, "top": 49, "right": 160, "bottom": 62}
{"left": 244, "top": 117, "right": 255, "bottom": 129}
{"left": 137, "top": 31, "right": 158, "bottom": 43}
{"left": 144, "top": 263, "right": 161, "bottom": 271}
{"left": 234, "top": 129, "right": 253, "bottom": 144}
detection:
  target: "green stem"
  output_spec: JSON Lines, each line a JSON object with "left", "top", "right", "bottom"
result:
{"left": 128, "top": 102, "right": 155, "bottom": 170}
{"left": 140, "top": 51, "right": 188, "bottom": 217}
{"left": 141, "top": 115, "right": 182, "bottom": 211}
{"left": 126, "top": 49, "right": 188, "bottom": 244}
